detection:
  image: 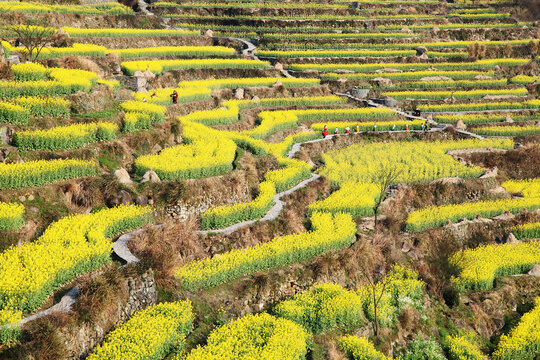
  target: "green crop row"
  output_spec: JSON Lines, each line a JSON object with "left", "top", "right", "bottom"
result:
{"left": 14, "top": 122, "right": 118, "bottom": 151}
{"left": 434, "top": 113, "right": 539, "bottom": 124}
{"left": 382, "top": 88, "right": 528, "bottom": 100}
{"left": 289, "top": 59, "right": 530, "bottom": 72}
{"left": 62, "top": 26, "right": 199, "bottom": 37}
{"left": 257, "top": 49, "right": 466, "bottom": 59}
{"left": 0, "top": 159, "right": 97, "bottom": 189}
{"left": 323, "top": 70, "right": 495, "bottom": 81}
{"left": 121, "top": 58, "right": 271, "bottom": 75}
{"left": 473, "top": 125, "right": 540, "bottom": 137}
{"left": 419, "top": 100, "right": 540, "bottom": 113}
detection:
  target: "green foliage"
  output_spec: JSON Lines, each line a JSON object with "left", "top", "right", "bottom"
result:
{"left": 396, "top": 335, "right": 446, "bottom": 360}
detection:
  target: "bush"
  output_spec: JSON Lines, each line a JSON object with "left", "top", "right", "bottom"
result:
{"left": 88, "top": 300, "right": 193, "bottom": 360}
{"left": 0, "top": 102, "right": 30, "bottom": 124}
{"left": 183, "top": 313, "right": 310, "bottom": 360}
{"left": 396, "top": 335, "right": 446, "bottom": 360}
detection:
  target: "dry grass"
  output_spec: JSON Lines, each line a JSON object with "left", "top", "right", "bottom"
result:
{"left": 73, "top": 266, "right": 127, "bottom": 325}
{"left": 327, "top": 342, "right": 347, "bottom": 360}
{"left": 130, "top": 219, "right": 202, "bottom": 279}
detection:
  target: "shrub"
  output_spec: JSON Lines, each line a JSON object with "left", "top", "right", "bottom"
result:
{"left": 274, "top": 283, "right": 367, "bottom": 334}
{"left": 339, "top": 336, "right": 391, "bottom": 360}
{"left": 0, "top": 102, "right": 30, "bottom": 124}
{"left": 183, "top": 313, "right": 310, "bottom": 360}
{"left": 88, "top": 300, "right": 193, "bottom": 360}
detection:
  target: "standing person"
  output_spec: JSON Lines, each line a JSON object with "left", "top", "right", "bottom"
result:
{"left": 170, "top": 90, "right": 179, "bottom": 104}
{"left": 345, "top": 126, "right": 350, "bottom": 134}
{"left": 322, "top": 125, "right": 329, "bottom": 138}
{"left": 334, "top": 127, "right": 339, "bottom": 135}
{"left": 356, "top": 123, "right": 360, "bottom": 133}
{"left": 392, "top": 124, "right": 396, "bottom": 131}
{"left": 405, "top": 124, "right": 409, "bottom": 131}
{"left": 373, "top": 123, "right": 377, "bottom": 132}
{"left": 424, "top": 120, "right": 429, "bottom": 132}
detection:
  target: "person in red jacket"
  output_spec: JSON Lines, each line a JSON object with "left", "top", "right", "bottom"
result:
{"left": 170, "top": 90, "right": 179, "bottom": 104}
{"left": 322, "top": 125, "right": 329, "bottom": 138}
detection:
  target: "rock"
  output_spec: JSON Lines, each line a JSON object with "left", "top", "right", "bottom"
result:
{"left": 414, "top": 45, "right": 428, "bottom": 56}
{"left": 535, "top": 120, "right": 540, "bottom": 127}
{"left": 349, "top": 88, "right": 370, "bottom": 98}
{"left": 27, "top": 194, "right": 34, "bottom": 201}
{"left": 142, "top": 69, "right": 156, "bottom": 80}
{"left": 401, "top": 241, "right": 412, "bottom": 253}
{"left": 114, "top": 168, "right": 133, "bottom": 186}
{"left": 303, "top": 69, "right": 319, "bottom": 75}
{"left": 133, "top": 70, "right": 145, "bottom": 78}
{"left": 376, "top": 67, "right": 402, "bottom": 73}
{"left": 430, "top": 177, "right": 464, "bottom": 185}
{"left": 135, "top": 195, "right": 148, "bottom": 206}
{"left": 382, "top": 96, "right": 398, "bottom": 107}
{"left": 337, "top": 78, "right": 347, "bottom": 85}
{"left": 505, "top": 114, "right": 514, "bottom": 123}
{"left": 205, "top": 29, "right": 214, "bottom": 37}
{"left": 492, "top": 210, "right": 515, "bottom": 221}
{"left": 8, "top": 55, "right": 20, "bottom": 64}
{"left": 480, "top": 167, "right": 498, "bottom": 178}
{"left": 151, "top": 144, "right": 162, "bottom": 154}
{"left": 484, "top": 94, "right": 519, "bottom": 101}
{"left": 274, "top": 62, "right": 284, "bottom": 71}
{"left": 406, "top": 6, "right": 417, "bottom": 14}
{"left": 504, "top": 233, "right": 519, "bottom": 244}
{"left": 432, "top": 25, "right": 440, "bottom": 32}
{"left": 418, "top": 53, "right": 429, "bottom": 60}
{"left": 112, "top": 190, "right": 133, "bottom": 205}
{"left": 0, "top": 126, "right": 10, "bottom": 144}
{"left": 401, "top": 26, "right": 412, "bottom": 33}
{"left": 234, "top": 87, "right": 245, "bottom": 99}
{"left": 141, "top": 169, "right": 160, "bottom": 183}
{"left": 252, "top": 95, "right": 260, "bottom": 103}
{"left": 528, "top": 263, "right": 540, "bottom": 276}
{"left": 334, "top": 69, "right": 355, "bottom": 74}
{"left": 370, "top": 77, "right": 393, "bottom": 87}
{"left": 474, "top": 74, "right": 493, "bottom": 80}
{"left": 421, "top": 75, "right": 453, "bottom": 82}
{"left": 272, "top": 80, "right": 283, "bottom": 88}
{"left": 455, "top": 120, "right": 466, "bottom": 130}
{"left": 18, "top": 195, "right": 26, "bottom": 202}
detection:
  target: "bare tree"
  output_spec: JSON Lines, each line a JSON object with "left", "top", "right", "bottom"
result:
{"left": 8, "top": 25, "right": 56, "bottom": 61}
{"left": 370, "top": 165, "right": 402, "bottom": 227}
{"left": 362, "top": 261, "right": 391, "bottom": 337}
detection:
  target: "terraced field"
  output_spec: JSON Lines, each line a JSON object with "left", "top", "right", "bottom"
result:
{"left": 0, "top": 0, "right": 538, "bottom": 359}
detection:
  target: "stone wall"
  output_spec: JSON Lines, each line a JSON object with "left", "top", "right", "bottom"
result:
{"left": 64, "top": 269, "right": 157, "bottom": 359}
